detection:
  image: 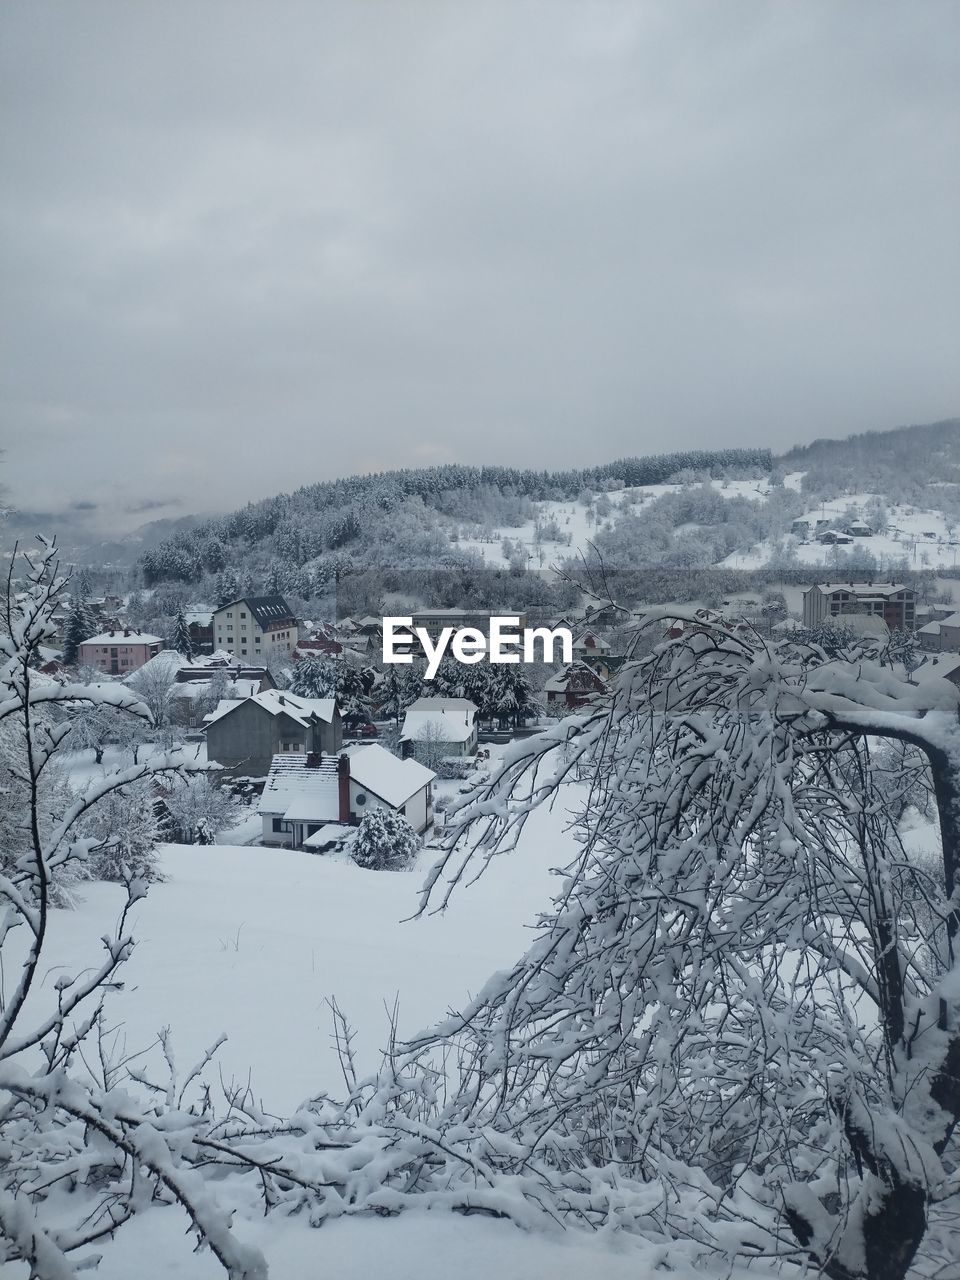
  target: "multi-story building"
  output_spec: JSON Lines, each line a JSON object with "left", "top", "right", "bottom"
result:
{"left": 801, "top": 583, "right": 916, "bottom": 632}
{"left": 77, "top": 629, "right": 163, "bottom": 675}
{"left": 211, "top": 596, "right": 298, "bottom": 661}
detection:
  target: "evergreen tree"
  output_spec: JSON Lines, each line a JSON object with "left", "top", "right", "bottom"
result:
{"left": 61, "top": 599, "right": 89, "bottom": 667}
{"left": 288, "top": 654, "right": 337, "bottom": 698}
{"left": 216, "top": 567, "right": 242, "bottom": 607}
{"left": 337, "top": 664, "right": 375, "bottom": 729}
{"left": 171, "top": 608, "right": 194, "bottom": 658}
{"left": 351, "top": 807, "right": 420, "bottom": 870}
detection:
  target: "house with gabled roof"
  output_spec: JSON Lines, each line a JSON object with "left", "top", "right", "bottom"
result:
{"left": 400, "top": 697, "right": 478, "bottom": 757}
{"left": 257, "top": 744, "right": 435, "bottom": 847}
{"left": 78, "top": 628, "right": 164, "bottom": 675}
{"left": 212, "top": 596, "right": 298, "bottom": 661}
{"left": 543, "top": 662, "right": 608, "bottom": 712}
{"left": 204, "top": 688, "right": 342, "bottom": 777}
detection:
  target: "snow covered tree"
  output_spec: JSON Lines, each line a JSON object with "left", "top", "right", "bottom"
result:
{"left": 127, "top": 654, "right": 178, "bottom": 727}
{"left": 64, "top": 700, "right": 117, "bottom": 764}
{"left": 0, "top": 539, "right": 259, "bottom": 1278}
{"left": 215, "top": 566, "right": 242, "bottom": 607}
{"left": 61, "top": 597, "right": 90, "bottom": 667}
{"left": 351, "top": 806, "right": 420, "bottom": 870}
{"left": 288, "top": 652, "right": 337, "bottom": 698}
{"left": 409, "top": 718, "right": 453, "bottom": 773}
{"left": 80, "top": 777, "right": 163, "bottom": 883}
{"left": 162, "top": 774, "right": 238, "bottom": 844}
{"left": 337, "top": 663, "right": 375, "bottom": 730}
{"left": 373, "top": 664, "right": 422, "bottom": 725}
{"left": 171, "top": 607, "right": 194, "bottom": 658}
{"left": 425, "top": 610, "right": 960, "bottom": 1280}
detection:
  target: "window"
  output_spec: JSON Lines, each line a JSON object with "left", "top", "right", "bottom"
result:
{"left": 240, "top": 612, "right": 246, "bottom": 619}
{"left": 355, "top": 792, "right": 367, "bottom": 806}
{"left": 271, "top": 818, "right": 291, "bottom": 833}
{"left": 226, "top": 611, "right": 233, "bottom": 618}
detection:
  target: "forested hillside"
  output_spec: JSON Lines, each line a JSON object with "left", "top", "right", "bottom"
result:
{"left": 133, "top": 448, "right": 770, "bottom": 601}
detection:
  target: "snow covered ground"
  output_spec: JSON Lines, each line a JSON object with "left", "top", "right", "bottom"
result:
{"left": 454, "top": 474, "right": 803, "bottom": 569}
{"left": 723, "top": 493, "right": 960, "bottom": 571}
{"left": 9, "top": 771, "right": 784, "bottom": 1277}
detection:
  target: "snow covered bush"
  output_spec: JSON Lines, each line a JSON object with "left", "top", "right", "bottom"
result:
{"left": 161, "top": 773, "right": 238, "bottom": 844}
{"left": 351, "top": 807, "right": 420, "bottom": 870}
{"left": 80, "top": 777, "right": 164, "bottom": 883}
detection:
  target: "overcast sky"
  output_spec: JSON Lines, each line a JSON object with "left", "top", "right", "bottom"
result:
{"left": 1, "top": 2, "right": 958, "bottom": 534}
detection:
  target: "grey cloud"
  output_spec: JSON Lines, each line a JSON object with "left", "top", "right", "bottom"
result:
{"left": 1, "top": 1, "right": 957, "bottom": 529}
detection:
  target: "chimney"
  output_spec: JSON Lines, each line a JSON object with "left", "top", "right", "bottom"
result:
{"left": 338, "top": 754, "right": 351, "bottom": 823}
{"left": 123, "top": 628, "right": 130, "bottom": 638}
{"left": 306, "top": 751, "right": 321, "bottom": 768}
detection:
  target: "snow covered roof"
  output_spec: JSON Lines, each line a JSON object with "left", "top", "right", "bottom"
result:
{"left": 258, "top": 754, "right": 341, "bottom": 820}
{"left": 400, "top": 697, "right": 477, "bottom": 743}
{"left": 345, "top": 743, "right": 435, "bottom": 807}
{"left": 572, "top": 630, "right": 610, "bottom": 651}
{"left": 917, "top": 621, "right": 942, "bottom": 636}
{"left": 937, "top": 611, "right": 960, "bottom": 629}
{"left": 216, "top": 596, "right": 296, "bottom": 628}
{"left": 543, "top": 663, "right": 607, "bottom": 694}
{"left": 812, "top": 582, "right": 912, "bottom": 598}
{"left": 204, "top": 689, "right": 336, "bottom": 728}
{"left": 913, "top": 654, "right": 960, "bottom": 686}
{"left": 303, "top": 823, "right": 352, "bottom": 850}
{"left": 81, "top": 630, "right": 163, "bottom": 647}
{"left": 126, "top": 649, "right": 187, "bottom": 681}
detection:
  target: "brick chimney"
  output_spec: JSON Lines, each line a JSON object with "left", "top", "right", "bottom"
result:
{"left": 338, "top": 754, "right": 351, "bottom": 823}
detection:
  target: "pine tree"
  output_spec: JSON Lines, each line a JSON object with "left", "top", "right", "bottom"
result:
{"left": 351, "top": 807, "right": 419, "bottom": 870}
{"left": 289, "top": 654, "right": 337, "bottom": 698}
{"left": 172, "top": 608, "right": 194, "bottom": 658}
{"left": 61, "top": 599, "right": 89, "bottom": 667}
{"left": 216, "top": 567, "right": 242, "bottom": 607}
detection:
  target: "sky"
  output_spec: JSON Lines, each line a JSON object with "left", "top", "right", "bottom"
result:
{"left": 1, "top": 1, "right": 958, "bottom": 535}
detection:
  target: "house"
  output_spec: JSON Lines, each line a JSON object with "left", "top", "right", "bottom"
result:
{"left": 294, "top": 625, "right": 343, "bottom": 659}
{"left": 791, "top": 519, "right": 811, "bottom": 537}
{"left": 77, "top": 629, "right": 164, "bottom": 675}
{"left": 168, "top": 660, "right": 276, "bottom": 729}
{"left": 400, "top": 697, "right": 478, "bottom": 757}
{"left": 185, "top": 610, "right": 214, "bottom": 654}
{"left": 257, "top": 744, "right": 435, "bottom": 847}
{"left": 582, "top": 602, "right": 630, "bottom": 629}
{"left": 912, "top": 654, "right": 960, "bottom": 692}
{"left": 842, "top": 520, "right": 873, "bottom": 538}
{"left": 918, "top": 620, "right": 943, "bottom": 652}
{"left": 802, "top": 583, "right": 917, "bottom": 632}
{"left": 816, "top": 529, "right": 853, "bottom": 545}
{"left": 211, "top": 596, "right": 298, "bottom": 661}
{"left": 571, "top": 629, "right": 610, "bottom": 661}
{"left": 204, "top": 688, "right": 342, "bottom": 777}
{"left": 586, "top": 653, "right": 627, "bottom": 681}
{"left": 936, "top": 611, "right": 960, "bottom": 653}
{"left": 543, "top": 662, "right": 608, "bottom": 711}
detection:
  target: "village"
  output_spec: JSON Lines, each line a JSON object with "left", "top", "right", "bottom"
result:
{"left": 28, "top": 573, "right": 960, "bottom": 867}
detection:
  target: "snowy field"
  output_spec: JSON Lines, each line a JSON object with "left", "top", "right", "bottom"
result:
{"left": 8, "top": 777, "right": 784, "bottom": 1278}
{"left": 724, "top": 493, "right": 960, "bottom": 571}
{"left": 453, "top": 474, "right": 804, "bottom": 569}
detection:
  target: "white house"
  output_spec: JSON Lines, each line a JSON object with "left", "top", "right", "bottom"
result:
{"left": 211, "top": 596, "right": 298, "bottom": 661}
{"left": 400, "top": 697, "right": 478, "bottom": 757}
{"left": 257, "top": 744, "right": 435, "bottom": 848}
